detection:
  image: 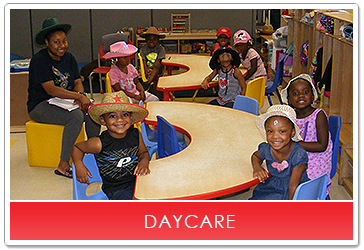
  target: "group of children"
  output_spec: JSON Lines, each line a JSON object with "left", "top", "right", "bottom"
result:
{"left": 71, "top": 26, "right": 333, "bottom": 201}
{"left": 202, "top": 27, "right": 267, "bottom": 108}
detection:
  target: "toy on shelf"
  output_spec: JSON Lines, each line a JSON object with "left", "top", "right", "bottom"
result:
{"left": 171, "top": 14, "right": 190, "bottom": 33}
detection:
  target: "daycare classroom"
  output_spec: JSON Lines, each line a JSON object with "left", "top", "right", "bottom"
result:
{"left": 9, "top": 8, "right": 354, "bottom": 200}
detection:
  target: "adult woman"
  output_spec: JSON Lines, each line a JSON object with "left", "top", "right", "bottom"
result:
{"left": 27, "top": 18, "right": 100, "bottom": 178}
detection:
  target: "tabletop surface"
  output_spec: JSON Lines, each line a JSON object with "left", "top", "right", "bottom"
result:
{"left": 158, "top": 54, "right": 247, "bottom": 92}
{"left": 158, "top": 54, "right": 213, "bottom": 91}
{"left": 134, "top": 101, "right": 264, "bottom": 200}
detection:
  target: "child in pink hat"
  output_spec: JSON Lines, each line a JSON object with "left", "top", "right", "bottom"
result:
{"left": 233, "top": 30, "right": 267, "bottom": 86}
{"left": 103, "top": 41, "right": 159, "bottom": 103}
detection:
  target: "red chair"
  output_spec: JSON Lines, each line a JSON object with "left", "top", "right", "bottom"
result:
{"left": 88, "top": 32, "right": 133, "bottom": 98}
{"left": 88, "top": 44, "right": 111, "bottom": 98}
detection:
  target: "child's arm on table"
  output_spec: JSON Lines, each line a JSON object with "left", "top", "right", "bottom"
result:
{"left": 71, "top": 137, "right": 102, "bottom": 184}
{"left": 147, "top": 59, "right": 163, "bottom": 84}
{"left": 134, "top": 132, "right": 151, "bottom": 176}
{"left": 251, "top": 151, "right": 269, "bottom": 183}
{"left": 244, "top": 57, "right": 258, "bottom": 80}
{"left": 288, "top": 163, "right": 306, "bottom": 200}
{"left": 298, "top": 111, "right": 329, "bottom": 152}
{"left": 201, "top": 69, "right": 217, "bottom": 90}
{"left": 134, "top": 77, "right": 146, "bottom": 101}
{"left": 234, "top": 67, "right": 247, "bottom": 95}
{"left": 111, "top": 81, "right": 141, "bottom": 101}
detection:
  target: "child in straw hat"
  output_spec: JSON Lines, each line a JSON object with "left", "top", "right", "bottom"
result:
{"left": 281, "top": 73, "right": 333, "bottom": 198}
{"left": 103, "top": 41, "right": 159, "bottom": 103}
{"left": 249, "top": 105, "right": 309, "bottom": 200}
{"left": 71, "top": 91, "right": 150, "bottom": 200}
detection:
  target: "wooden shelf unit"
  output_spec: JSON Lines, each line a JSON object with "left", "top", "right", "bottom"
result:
{"left": 287, "top": 9, "right": 353, "bottom": 125}
{"left": 286, "top": 9, "right": 354, "bottom": 197}
{"left": 136, "top": 32, "right": 216, "bottom": 54}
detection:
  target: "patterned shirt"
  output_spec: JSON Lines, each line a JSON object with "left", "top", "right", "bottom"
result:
{"left": 95, "top": 128, "right": 139, "bottom": 194}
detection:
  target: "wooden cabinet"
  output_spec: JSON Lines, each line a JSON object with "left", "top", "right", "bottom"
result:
{"left": 286, "top": 9, "right": 354, "bottom": 196}
{"left": 287, "top": 9, "right": 353, "bottom": 125}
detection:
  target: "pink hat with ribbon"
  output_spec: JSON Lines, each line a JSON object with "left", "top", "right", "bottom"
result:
{"left": 102, "top": 41, "right": 138, "bottom": 59}
{"left": 233, "top": 30, "right": 252, "bottom": 46}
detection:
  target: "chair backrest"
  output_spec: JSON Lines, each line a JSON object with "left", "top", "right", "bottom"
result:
{"left": 72, "top": 154, "right": 108, "bottom": 200}
{"left": 273, "top": 56, "right": 286, "bottom": 88}
{"left": 293, "top": 174, "right": 328, "bottom": 200}
{"left": 328, "top": 115, "right": 342, "bottom": 179}
{"left": 140, "top": 121, "right": 158, "bottom": 159}
{"left": 137, "top": 53, "right": 148, "bottom": 82}
{"left": 105, "top": 72, "right": 112, "bottom": 93}
{"left": 233, "top": 95, "right": 259, "bottom": 115}
{"left": 245, "top": 76, "right": 266, "bottom": 110}
{"left": 157, "top": 116, "right": 182, "bottom": 158}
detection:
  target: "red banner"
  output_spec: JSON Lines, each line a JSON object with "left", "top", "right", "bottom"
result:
{"left": 10, "top": 201, "right": 353, "bottom": 242}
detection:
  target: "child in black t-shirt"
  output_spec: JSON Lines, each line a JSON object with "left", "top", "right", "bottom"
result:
{"left": 71, "top": 91, "right": 150, "bottom": 200}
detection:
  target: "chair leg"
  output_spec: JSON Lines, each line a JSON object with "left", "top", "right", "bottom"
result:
{"left": 191, "top": 89, "right": 199, "bottom": 102}
{"left": 267, "top": 94, "right": 273, "bottom": 106}
{"left": 275, "top": 89, "right": 283, "bottom": 104}
{"left": 89, "top": 72, "right": 94, "bottom": 99}
{"left": 99, "top": 73, "right": 104, "bottom": 94}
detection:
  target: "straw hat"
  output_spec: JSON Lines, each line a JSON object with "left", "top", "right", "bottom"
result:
{"left": 209, "top": 47, "right": 241, "bottom": 70}
{"left": 256, "top": 105, "right": 302, "bottom": 142}
{"left": 280, "top": 73, "right": 318, "bottom": 104}
{"left": 35, "top": 18, "right": 72, "bottom": 45}
{"left": 102, "top": 41, "right": 138, "bottom": 59}
{"left": 88, "top": 91, "right": 148, "bottom": 125}
{"left": 140, "top": 26, "right": 166, "bottom": 39}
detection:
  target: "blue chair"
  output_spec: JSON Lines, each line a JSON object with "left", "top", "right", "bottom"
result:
{"left": 326, "top": 115, "right": 342, "bottom": 200}
{"left": 233, "top": 95, "right": 259, "bottom": 115}
{"left": 265, "top": 56, "right": 285, "bottom": 106}
{"left": 329, "top": 115, "right": 342, "bottom": 179}
{"left": 72, "top": 154, "right": 108, "bottom": 200}
{"left": 293, "top": 174, "right": 328, "bottom": 200}
{"left": 141, "top": 121, "right": 158, "bottom": 159}
{"left": 157, "top": 116, "right": 187, "bottom": 158}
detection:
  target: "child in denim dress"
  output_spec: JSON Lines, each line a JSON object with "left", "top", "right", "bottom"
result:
{"left": 250, "top": 105, "right": 309, "bottom": 200}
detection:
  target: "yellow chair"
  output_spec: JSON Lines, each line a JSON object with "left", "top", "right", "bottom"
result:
{"left": 25, "top": 120, "right": 85, "bottom": 168}
{"left": 105, "top": 72, "right": 112, "bottom": 93}
{"left": 137, "top": 53, "right": 148, "bottom": 83}
{"left": 245, "top": 76, "right": 266, "bottom": 114}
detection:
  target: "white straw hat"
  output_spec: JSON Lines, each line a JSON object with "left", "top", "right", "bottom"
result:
{"left": 256, "top": 104, "right": 302, "bottom": 142}
{"left": 88, "top": 91, "right": 148, "bottom": 125}
{"left": 280, "top": 73, "right": 318, "bottom": 104}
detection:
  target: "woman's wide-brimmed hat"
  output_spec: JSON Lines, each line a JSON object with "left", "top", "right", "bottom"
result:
{"left": 280, "top": 73, "right": 318, "bottom": 104}
{"left": 140, "top": 26, "right": 166, "bottom": 39}
{"left": 102, "top": 41, "right": 138, "bottom": 59}
{"left": 209, "top": 47, "right": 241, "bottom": 70}
{"left": 88, "top": 91, "right": 148, "bottom": 125}
{"left": 256, "top": 104, "right": 302, "bottom": 142}
{"left": 35, "top": 17, "right": 72, "bottom": 45}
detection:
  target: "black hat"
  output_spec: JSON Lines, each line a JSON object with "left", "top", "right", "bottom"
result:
{"left": 209, "top": 47, "right": 241, "bottom": 70}
{"left": 35, "top": 18, "right": 72, "bottom": 45}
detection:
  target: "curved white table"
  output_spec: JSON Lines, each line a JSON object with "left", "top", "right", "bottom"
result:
{"left": 158, "top": 54, "right": 247, "bottom": 101}
{"left": 134, "top": 101, "right": 264, "bottom": 200}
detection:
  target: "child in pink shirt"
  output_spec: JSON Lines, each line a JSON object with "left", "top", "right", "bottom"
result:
{"left": 233, "top": 30, "right": 267, "bottom": 86}
{"left": 103, "top": 41, "right": 159, "bottom": 103}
